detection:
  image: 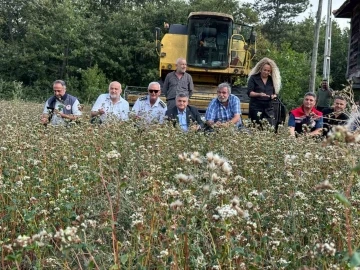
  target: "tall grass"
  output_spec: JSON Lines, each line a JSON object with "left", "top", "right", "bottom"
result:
{"left": 0, "top": 100, "right": 359, "bottom": 269}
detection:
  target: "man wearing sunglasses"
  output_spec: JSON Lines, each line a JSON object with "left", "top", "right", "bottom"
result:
{"left": 132, "top": 82, "right": 167, "bottom": 124}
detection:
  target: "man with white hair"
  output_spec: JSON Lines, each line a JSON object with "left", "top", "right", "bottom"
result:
{"left": 163, "top": 58, "right": 194, "bottom": 110}
{"left": 205, "top": 82, "right": 242, "bottom": 129}
{"left": 91, "top": 81, "right": 129, "bottom": 123}
{"left": 132, "top": 81, "right": 167, "bottom": 124}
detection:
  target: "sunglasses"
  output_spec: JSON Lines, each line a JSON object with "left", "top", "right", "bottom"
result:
{"left": 149, "top": 90, "right": 159, "bottom": 94}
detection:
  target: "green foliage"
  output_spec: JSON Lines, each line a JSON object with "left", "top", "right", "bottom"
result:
{"left": 0, "top": 0, "right": 351, "bottom": 108}
{"left": 80, "top": 65, "right": 108, "bottom": 104}
{"left": 252, "top": 0, "right": 309, "bottom": 48}
{"left": 0, "top": 79, "right": 30, "bottom": 101}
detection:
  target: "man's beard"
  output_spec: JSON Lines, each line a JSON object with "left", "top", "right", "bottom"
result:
{"left": 218, "top": 97, "right": 228, "bottom": 103}
{"left": 177, "top": 69, "right": 185, "bottom": 74}
{"left": 110, "top": 94, "right": 120, "bottom": 99}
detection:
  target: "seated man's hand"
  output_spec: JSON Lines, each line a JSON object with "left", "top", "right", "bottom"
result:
{"left": 214, "top": 122, "right": 231, "bottom": 128}
{"left": 54, "top": 109, "right": 62, "bottom": 117}
{"left": 40, "top": 115, "right": 49, "bottom": 124}
{"left": 98, "top": 108, "right": 105, "bottom": 115}
{"left": 190, "top": 124, "right": 201, "bottom": 131}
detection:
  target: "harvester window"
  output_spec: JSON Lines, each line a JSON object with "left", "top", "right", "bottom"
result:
{"left": 187, "top": 17, "right": 231, "bottom": 69}
{"left": 202, "top": 28, "right": 217, "bottom": 48}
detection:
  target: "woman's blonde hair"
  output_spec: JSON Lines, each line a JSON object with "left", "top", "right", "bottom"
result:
{"left": 248, "top": 57, "right": 281, "bottom": 94}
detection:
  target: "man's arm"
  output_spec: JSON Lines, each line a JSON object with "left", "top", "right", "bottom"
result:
{"left": 55, "top": 111, "right": 78, "bottom": 121}
{"left": 190, "top": 106, "right": 204, "bottom": 129}
{"left": 71, "top": 100, "right": 82, "bottom": 117}
{"left": 288, "top": 113, "right": 296, "bottom": 136}
{"left": 230, "top": 114, "right": 241, "bottom": 125}
{"left": 228, "top": 96, "right": 241, "bottom": 126}
{"left": 205, "top": 99, "right": 216, "bottom": 127}
{"left": 121, "top": 101, "right": 130, "bottom": 120}
{"left": 309, "top": 117, "right": 323, "bottom": 136}
{"left": 131, "top": 99, "right": 140, "bottom": 114}
{"left": 41, "top": 101, "right": 50, "bottom": 124}
{"left": 91, "top": 95, "right": 105, "bottom": 117}
{"left": 188, "top": 75, "right": 194, "bottom": 97}
{"left": 158, "top": 106, "right": 167, "bottom": 124}
{"left": 327, "top": 88, "right": 333, "bottom": 97}
{"left": 163, "top": 75, "right": 169, "bottom": 98}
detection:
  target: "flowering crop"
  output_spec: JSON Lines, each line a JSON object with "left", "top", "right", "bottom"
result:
{"left": 0, "top": 100, "right": 359, "bottom": 269}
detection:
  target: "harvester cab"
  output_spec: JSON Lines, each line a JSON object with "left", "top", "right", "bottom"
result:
{"left": 125, "top": 12, "right": 257, "bottom": 116}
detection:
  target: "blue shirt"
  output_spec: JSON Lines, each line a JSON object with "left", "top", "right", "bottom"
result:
{"left": 177, "top": 109, "right": 188, "bottom": 131}
{"left": 205, "top": 94, "right": 241, "bottom": 126}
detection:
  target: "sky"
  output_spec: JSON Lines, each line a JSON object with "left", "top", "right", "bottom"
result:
{"left": 300, "top": 0, "right": 350, "bottom": 29}
{"left": 242, "top": 0, "right": 351, "bottom": 30}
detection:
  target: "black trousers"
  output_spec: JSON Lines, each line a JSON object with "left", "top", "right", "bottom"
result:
{"left": 249, "top": 102, "right": 275, "bottom": 126}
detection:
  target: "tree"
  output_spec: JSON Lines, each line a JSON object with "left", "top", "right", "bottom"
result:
{"left": 252, "top": 0, "right": 309, "bottom": 48}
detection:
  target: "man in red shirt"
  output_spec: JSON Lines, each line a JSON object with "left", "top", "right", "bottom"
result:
{"left": 288, "top": 92, "right": 323, "bottom": 136}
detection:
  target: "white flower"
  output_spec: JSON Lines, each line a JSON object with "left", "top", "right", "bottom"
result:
{"left": 106, "top": 150, "right": 121, "bottom": 159}
{"left": 207, "top": 161, "right": 216, "bottom": 170}
{"left": 246, "top": 202, "right": 253, "bottom": 209}
{"left": 174, "top": 173, "right": 189, "bottom": 183}
{"left": 202, "top": 185, "right": 210, "bottom": 192}
{"left": 163, "top": 188, "right": 179, "bottom": 197}
{"left": 231, "top": 196, "right": 240, "bottom": 206}
{"left": 212, "top": 214, "right": 220, "bottom": 220}
{"left": 213, "top": 154, "right": 221, "bottom": 164}
{"left": 216, "top": 204, "right": 237, "bottom": 219}
{"left": 206, "top": 152, "right": 214, "bottom": 161}
{"left": 158, "top": 249, "right": 168, "bottom": 258}
{"left": 170, "top": 200, "right": 183, "bottom": 210}
{"left": 284, "top": 154, "right": 297, "bottom": 165}
{"left": 211, "top": 173, "right": 219, "bottom": 182}
{"left": 69, "top": 163, "right": 78, "bottom": 170}
{"left": 221, "top": 162, "right": 232, "bottom": 174}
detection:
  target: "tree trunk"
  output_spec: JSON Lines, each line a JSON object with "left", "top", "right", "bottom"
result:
{"left": 309, "top": 0, "right": 323, "bottom": 93}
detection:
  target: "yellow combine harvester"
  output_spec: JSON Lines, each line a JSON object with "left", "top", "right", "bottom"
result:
{"left": 125, "top": 11, "right": 257, "bottom": 117}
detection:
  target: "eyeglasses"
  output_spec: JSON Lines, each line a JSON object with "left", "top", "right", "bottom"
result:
{"left": 149, "top": 90, "right": 159, "bottom": 94}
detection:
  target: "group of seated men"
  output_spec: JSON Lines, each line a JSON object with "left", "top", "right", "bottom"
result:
{"left": 41, "top": 80, "right": 350, "bottom": 136}
{"left": 40, "top": 80, "right": 241, "bottom": 131}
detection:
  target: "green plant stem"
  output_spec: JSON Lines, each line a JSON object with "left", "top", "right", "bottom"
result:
{"left": 99, "top": 161, "right": 119, "bottom": 268}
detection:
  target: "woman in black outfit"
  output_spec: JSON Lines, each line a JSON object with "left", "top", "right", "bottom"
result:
{"left": 247, "top": 57, "right": 281, "bottom": 127}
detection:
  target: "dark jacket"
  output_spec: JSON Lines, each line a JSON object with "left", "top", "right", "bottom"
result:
{"left": 165, "top": 105, "right": 204, "bottom": 129}
{"left": 247, "top": 73, "right": 275, "bottom": 106}
{"left": 322, "top": 108, "right": 349, "bottom": 136}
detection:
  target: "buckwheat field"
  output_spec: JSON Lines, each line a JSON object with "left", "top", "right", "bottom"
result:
{"left": 0, "top": 100, "right": 360, "bottom": 269}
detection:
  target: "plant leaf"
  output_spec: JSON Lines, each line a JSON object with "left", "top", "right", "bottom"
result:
{"left": 350, "top": 252, "right": 360, "bottom": 267}
{"left": 335, "top": 193, "right": 351, "bottom": 207}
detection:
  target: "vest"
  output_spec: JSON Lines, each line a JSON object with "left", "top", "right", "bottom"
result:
{"left": 290, "top": 106, "right": 322, "bottom": 134}
{"left": 47, "top": 93, "right": 78, "bottom": 121}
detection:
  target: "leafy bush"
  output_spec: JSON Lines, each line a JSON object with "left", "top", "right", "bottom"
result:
{"left": 80, "top": 65, "right": 108, "bottom": 104}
